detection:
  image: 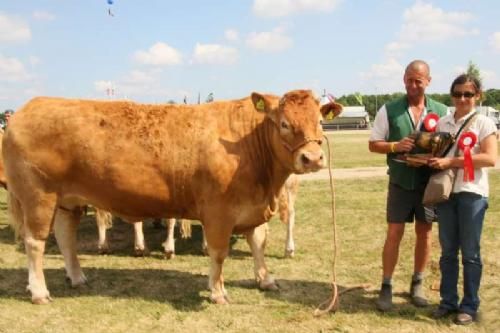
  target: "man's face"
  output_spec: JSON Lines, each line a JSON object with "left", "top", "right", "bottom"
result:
{"left": 403, "top": 68, "right": 430, "bottom": 99}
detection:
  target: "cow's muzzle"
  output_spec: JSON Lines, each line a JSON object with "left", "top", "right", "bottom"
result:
{"left": 297, "top": 149, "right": 324, "bottom": 172}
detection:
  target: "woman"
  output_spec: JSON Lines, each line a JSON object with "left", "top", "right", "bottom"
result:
{"left": 428, "top": 74, "right": 497, "bottom": 325}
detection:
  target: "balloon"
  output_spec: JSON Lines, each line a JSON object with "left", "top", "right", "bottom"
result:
{"left": 107, "top": 0, "right": 113, "bottom": 5}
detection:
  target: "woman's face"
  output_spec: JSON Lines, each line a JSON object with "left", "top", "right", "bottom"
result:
{"left": 451, "top": 82, "right": 479, "bottom": 114}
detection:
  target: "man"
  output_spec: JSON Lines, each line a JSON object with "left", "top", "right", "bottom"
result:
{"left": 369, "top": 60, "right": 448, "bottom": 311}
{"left": 2, "top": 110, "right": 12, "bottom": 130}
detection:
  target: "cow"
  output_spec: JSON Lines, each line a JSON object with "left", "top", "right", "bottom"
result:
{"left": 3, "top": 90, "right": 342, "bottom": 304}
{"left": 279, "top": 174, "right": 299, "bottom": 258}
{"left": 94, "top": 210, "right": 190, "bottom": 258}
{"left": 0, "top": 130, "right": 6, "bottom": 189}
{"left": 96, "top": 174, "right": 299, "bottom": 258}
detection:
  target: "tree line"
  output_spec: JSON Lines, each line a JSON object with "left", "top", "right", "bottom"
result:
{"left": 335, "top": 88, "right": 500, "bottom": 120}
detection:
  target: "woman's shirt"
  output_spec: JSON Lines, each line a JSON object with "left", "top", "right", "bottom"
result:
{"left": 437, "top": 110, "right": 497, "bottom": 197}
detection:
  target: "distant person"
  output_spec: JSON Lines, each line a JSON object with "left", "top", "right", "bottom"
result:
{"left": 429, "top": 74, "right": 497, "bottom": 325}
{"left": 369, "top": 60, "right": 448, "bottom": 312}
{"left": 2, "top": 110, "right": 12, "bottom": 130}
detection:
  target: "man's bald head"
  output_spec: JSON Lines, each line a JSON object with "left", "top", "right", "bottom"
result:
{"left": 405, "top": 60, "right": 430, "bottom": 78}
{"left": 404, "top": 60, "right": 431, "bottom": 100}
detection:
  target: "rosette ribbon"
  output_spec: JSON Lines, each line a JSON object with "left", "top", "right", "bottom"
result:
{"left": 423, "top": 113, "right": 439, "bottom": 132}
{"left": 458, "top": 131, "right": 477, "bottom": 182}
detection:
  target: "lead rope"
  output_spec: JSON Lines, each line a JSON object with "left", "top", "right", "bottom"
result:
{"left": 313, "top": 134, "right": 339, "bottom": 316}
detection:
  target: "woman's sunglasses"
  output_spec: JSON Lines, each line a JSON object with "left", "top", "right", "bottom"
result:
{"left": 451, "top": 91, "right": 476, "bottom": 99}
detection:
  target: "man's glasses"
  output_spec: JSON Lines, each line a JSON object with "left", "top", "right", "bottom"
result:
{"left": 451, "top": 91, "right": 476, "bottom": 99}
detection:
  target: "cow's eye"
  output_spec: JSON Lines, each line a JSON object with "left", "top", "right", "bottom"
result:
{"left": 281, "top": 121, "right": 289, "bottom": 130}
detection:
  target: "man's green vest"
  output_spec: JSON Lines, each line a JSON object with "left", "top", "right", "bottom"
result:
{"left": 386, "top": 95, "right": 448, "bottom": 190}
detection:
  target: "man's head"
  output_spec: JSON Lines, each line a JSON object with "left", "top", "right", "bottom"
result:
{"left": 4, "top": 110, "right": 12, "bottom": 125}
{"left": 403, "top": 60, "right": 431, "bottom": 99}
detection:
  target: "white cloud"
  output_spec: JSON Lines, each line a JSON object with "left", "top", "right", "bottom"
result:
{"left": 29, "top": 56, "right": 40, "bottom": 67}
{"left": 94, "top": 80, "right": 114, "bottom": 93}
{"left": 0, "top": 54, "right": 31, "bottom": 81}
{"left": 384, "top": 41, "right": 411, "bottom": 58}
{"left": 134, "top": 42, "right": 183, "bottom": 66}
{"left": 122, "top": 70, "right": 157, "bottom": 84}
{"left": 32, "top": 11, "right": 55, "bottom": 21}
{"left": 253, "top": 0, "right": 342, "bottom": 18}
{"left": 192, "top": 43, "right": 238, "bottom": 65}
{"left": 399, "top": 1, "right": 478, "bottom": 43}
{"left": 246, "top": 27, "right": 293, "bottom": 52}
{"left": 359, "top": 58, "right": 406, "bottom": 93}
{"left": 489, "top": 32, "right": 500, "bottom": 53}
{"left": 0, "top": 13, "right": 31, "bottom": 42}
{"left": 225, "top": 29, "right": 239, "bottom": 42}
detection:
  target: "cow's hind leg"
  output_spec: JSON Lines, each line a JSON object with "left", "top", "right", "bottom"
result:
{"left": 245, "top": 223, "right": 278, "bottom": 291}
{"left": 21, "top": 192, "right": 58, "bottom": 304}
{"left": 53, "top": 207, "right": 87, "bottom": 288}
{"left": 162, "top": 218, "right": 176, "bottom": 259}
{"left": 95, "top": 208, "right": 112, "bottom": 254}
{"left": 133, "top": 221, "right": 148, "bottom": 256}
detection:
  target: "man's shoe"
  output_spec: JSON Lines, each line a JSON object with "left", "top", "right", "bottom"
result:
{"left": 376, "top": 283, "right": 393, "bottom": 312}
{"left": 455, "top": 312, "right": 474, "bottom": 325}
{"left": 431, "top": 306, "right": 456, "bottom": 319}
{"left": 410, "top": 279, "right": 428, "bottom": 307}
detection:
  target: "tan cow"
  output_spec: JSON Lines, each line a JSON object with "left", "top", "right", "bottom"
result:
{"left": 0, "top": 130, "right": 6, "bottom": 189}
{"left": 3, "top": 90, "right": 342, "bottom": 304}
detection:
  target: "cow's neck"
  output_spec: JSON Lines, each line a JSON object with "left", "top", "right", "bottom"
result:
{"left": 259, "top": 118, "right": 292, "bottom": 216}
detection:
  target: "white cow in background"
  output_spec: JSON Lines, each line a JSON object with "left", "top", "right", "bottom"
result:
{"left": 94, "top": 174, "right": 300, "bottom": 258}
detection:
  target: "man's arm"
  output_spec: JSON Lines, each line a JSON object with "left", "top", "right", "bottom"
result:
{"left": 368, "top": 105, "right": 415, "bottom": 154}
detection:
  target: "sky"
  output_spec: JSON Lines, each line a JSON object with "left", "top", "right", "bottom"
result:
{"left": 1, "top": 0, "right": 500, "bottom": 111}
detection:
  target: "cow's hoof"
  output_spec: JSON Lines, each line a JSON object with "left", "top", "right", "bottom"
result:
{"left": 32, "top": 295, "right": 52, "bottom": 305}
{"left": 66, "top": 275, "right": 88, "bottom": 288}
{"left": 260, "top": 280, "right": 279, "bottom": 291}
{"left": 202, "top": 247, "right": 208, "bottom": 256}
{"left": 98, "top": 246, "right": 110, "bottom": 255}
{"left": 210, "top": 295, "right": 230, "bottom": 305}
{"left": 164, "top": 251, "right": 175, "bottom": 260}
{"left": 284, "top": 249, "right": 295, "bottom": 258}
{"left": 134, "top": 247, "right": 149, "bottom": 257}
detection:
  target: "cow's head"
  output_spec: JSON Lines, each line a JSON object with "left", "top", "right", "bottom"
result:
{"left": 251, "top": 90, "right": 343, "bottom": 174}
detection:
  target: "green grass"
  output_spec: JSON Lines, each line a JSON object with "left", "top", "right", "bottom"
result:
{"left": 323, "top": 131, "right": 387, "bottom": 169}
{"left": 0, "top": 133, "right": 498, "bottom": 332}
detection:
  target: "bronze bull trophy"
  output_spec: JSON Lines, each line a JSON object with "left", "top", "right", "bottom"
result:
{"left": 395, "top": 131, "right": 454, "bottom": 165}
{"left": 410, "top": 131, "right": 454, "bottom": 157}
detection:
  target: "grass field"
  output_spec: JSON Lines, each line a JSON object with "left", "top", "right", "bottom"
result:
{"left": 0, "top": 131, "right": 498, "bottom": 333}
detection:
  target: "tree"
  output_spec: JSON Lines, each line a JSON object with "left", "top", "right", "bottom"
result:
{"left": 466, "top": 60, "right": 482, "bottom": 83}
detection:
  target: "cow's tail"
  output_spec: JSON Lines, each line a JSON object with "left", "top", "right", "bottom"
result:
{"left": 179, "top": 219, "right": 192, "bottom": 239}
{"left": 7, "top": 191, "right": 24, "bottom": 240}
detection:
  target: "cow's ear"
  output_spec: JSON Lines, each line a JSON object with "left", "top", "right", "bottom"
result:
{"left": 320, "top": 102, "right": 343, "bottom": 119}
{"left": 251, "top": 92, "right": 273, "bottom": 114}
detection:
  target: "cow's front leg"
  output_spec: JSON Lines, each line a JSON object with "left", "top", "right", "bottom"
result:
{"left": 204, "top": 225, "right": 231, "bottom": 304}
{"left": 245, "top": 223, "right": 278, "bottom": 291}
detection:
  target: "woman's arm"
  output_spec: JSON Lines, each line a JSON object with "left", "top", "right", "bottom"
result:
{"left": 428, "top": 133, "right": 497, "bottom": 169}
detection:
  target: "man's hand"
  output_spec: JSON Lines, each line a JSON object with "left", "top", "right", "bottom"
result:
{"left": 395, "top": 136, "right": 415, "bottom": 153}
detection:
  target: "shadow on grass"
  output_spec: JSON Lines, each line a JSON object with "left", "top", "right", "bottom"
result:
{"left": 0, "top": 267, "right": 208, "bottom": 311}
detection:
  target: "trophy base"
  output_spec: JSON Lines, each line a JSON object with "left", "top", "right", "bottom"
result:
{"left": 405, "top": 153, "right": 433, "bottom": 165}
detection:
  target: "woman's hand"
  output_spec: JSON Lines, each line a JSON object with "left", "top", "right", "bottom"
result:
{"left": 428, "top": 157, "right": 453, "bottom": 170}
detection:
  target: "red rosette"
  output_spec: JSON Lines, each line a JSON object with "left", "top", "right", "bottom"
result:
{"left": 458, "top": 131, "right": 477, "bottom": 182}
{"left": 423, "top": 113, "right": 439, "bottom": 132}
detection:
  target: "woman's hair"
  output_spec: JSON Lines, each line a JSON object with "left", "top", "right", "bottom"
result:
{"left": 450, "top": 73, "right": 483, "bottom": 95}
